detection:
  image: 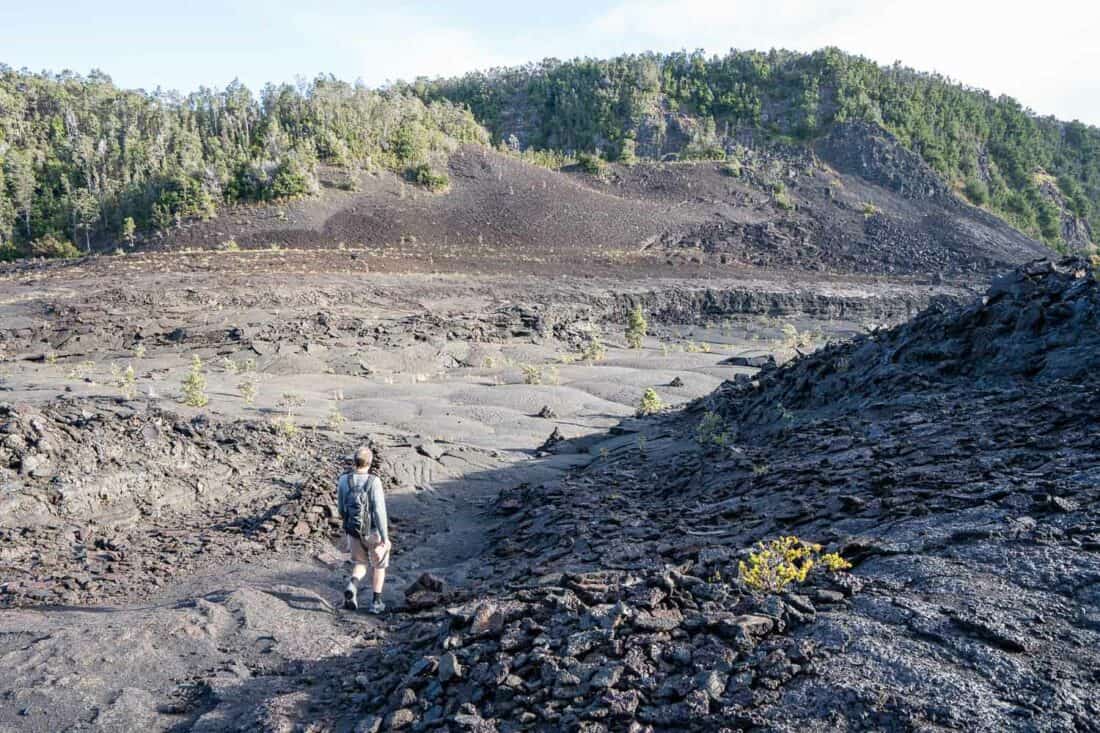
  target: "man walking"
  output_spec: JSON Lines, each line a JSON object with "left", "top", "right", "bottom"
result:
{"left": 337, "top": 447, "right": 390, "bottom": 614}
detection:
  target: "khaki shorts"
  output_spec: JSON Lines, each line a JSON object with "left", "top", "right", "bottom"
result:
{"left": 348, "top": 532, "right": 390, "bottom": 569}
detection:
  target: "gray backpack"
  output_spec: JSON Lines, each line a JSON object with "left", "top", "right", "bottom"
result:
{"left": 341, "top": 473, "right": 377, "bottom": 539}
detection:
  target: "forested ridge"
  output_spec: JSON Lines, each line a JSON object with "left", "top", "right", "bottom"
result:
{"left": 411, "top": 48, "right": 1100, "bottom": 248}
{"left": 0, "top": 68, "right": 486, "bottom": 259}
{"left": 2, "top": 47, "right": 1098, "bottom": 261}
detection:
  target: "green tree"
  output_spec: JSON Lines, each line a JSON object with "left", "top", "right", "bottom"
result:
{"left": 120, "top": 216, "right": 136, "bottom": 248}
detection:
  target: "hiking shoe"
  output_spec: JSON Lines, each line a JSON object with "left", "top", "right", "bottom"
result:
{"left": 343, "top": 583, "right": 358, "bottom": 611}
{"left": 367, "top": 598, "right": 386, "bottom": 615}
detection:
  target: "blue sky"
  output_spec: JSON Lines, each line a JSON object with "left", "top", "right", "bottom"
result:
{"left": 3, "top": 0, "right": 1098, "bottom": 124}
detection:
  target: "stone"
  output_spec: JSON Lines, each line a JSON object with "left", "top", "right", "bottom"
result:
{"left": 439, "top": 652, "right": 463, "bottom": 683}
{"left": 633, "top": 608, "right": 683, "bottom": 632}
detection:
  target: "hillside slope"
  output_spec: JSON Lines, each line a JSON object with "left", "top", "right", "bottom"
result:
{"left": 413, "top": 48, "right": 1100, "bottom": 250}
{"left": 155, "top": 126, "right": 1048, "bottom": 280}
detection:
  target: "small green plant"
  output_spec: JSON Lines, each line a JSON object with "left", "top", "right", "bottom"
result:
{"left": 684, "top": 340, "right": 702, "bottom": 353}
{"left": 482, "top": 356, "right": 496, "bottom": 369}
{"left": 411, "top": 163, "right": 450, "bottom": 192}
{"left": 66, "top": 360, "right": 96, "bottom": 381}
{"left": 45, "top": 352, "right": 58, "bottom": 365}
{"left": 223, "top": 238, "right": 240, "bottom": 252}
{"left": 721, "top": 160, "right": 742, "bottom": 177}
{"left": 861, "top": 201, "right": 880, "bottom": 218}
{"left": 132, "top": 344, "right": 146, "bottom": 359}
{"left": 774, "top": 189, "right": 795, "bottom": 211}
{"left": 181, "top": 355, "right": 209, "bottom": 407}
{"left": 576, "top": 152, "right": 607, "bottom": 177}
{"left": 111, "top": 363, "right": 138, "bottom": 400}
{"left": 637, "top": 387, "right": 663, "bottom": 417}
{"left": 272, "top": 391, "right": 304, "bottom": 436}
{"left": 738, "top": 536, "right": 851, "bottom": 595}
{"left": 752, "top": 462, "right": 770, "bottom": 476}
{"left": 238, "top": 374, "right": 258, "bottom": 405}
{"left": 696, "top": 411, "right": 730, "bottom": 447}
{"left": 625, "top": 305, "right": 647, "bottom": 349}
{"left": 327, "top": 402, "right": 347, "bottom": 431}
{"left": 521, "top": 364, "right": 543, "bottom": 385}
{"left": 581, "top": 334, "right": 606, "bottom": 363}
{"left": 544, "top": 365, "right": 560, "bottom": 385}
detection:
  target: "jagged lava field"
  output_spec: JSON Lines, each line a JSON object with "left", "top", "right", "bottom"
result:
{"left": 1, "top": 53, "right": 1099, "bottom": 733}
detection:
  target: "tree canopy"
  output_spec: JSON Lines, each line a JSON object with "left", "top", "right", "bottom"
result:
{"left": 410, "top": 48, "right": 1100, "bottom": 246}
{"left": 0, "top": 68, "right": 487, "bottom": 258}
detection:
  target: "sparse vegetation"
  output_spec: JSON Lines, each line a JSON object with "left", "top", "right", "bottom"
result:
{"left": 580, "top": 334, "right": 606, "bottom": 363}
{"left": 861, "top": 201, "right": 881, "bottom": 218}
{"left": 272, "top": 391, "right": 304, "bottom": 436}
{"left": 111, "top": 363, "right": 137, "bottom": 400}
{"left": 181, "top": 355, "right": 209, "bottom": 407}
{"left": 66, "top": 360, "right": 96, "bottom": 381}
{"left": 637, "top": 387, "right": 663, "bottom": 416}
{"left": 738, "top": 536, "right": 851, "bottom": 595}
{"left": 696, "top": 411, "right": 730, "bottom": 447}
{"left": 411, "top": 163, "right": 451, "bottom": 192}
{"left": 576, "top": 152, "right": 607, "bottom": 177}
{"left": 327, "top": 402, "right": 347, "bottom": 431}
{"left": 521, "top": 364, "right": 543, "bottom": 385}
{"left": 237, "top": 375, "right": 259, "bottom": 405}
{"left": 625, "top": 305, "right": 647, "bottom": 349}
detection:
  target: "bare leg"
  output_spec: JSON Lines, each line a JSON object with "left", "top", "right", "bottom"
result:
{"left": 351, "top": 563, "right": 368, "bottom": 583}
{"left": 372, "top": 568, "right": 386, "bottom": 595}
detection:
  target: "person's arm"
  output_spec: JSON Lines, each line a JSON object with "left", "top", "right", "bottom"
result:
{"left": 336, "top": 475, "right": 347, "bottom": 521}
{"left": 370, "top": 477, "right": 389, "bottom": 544}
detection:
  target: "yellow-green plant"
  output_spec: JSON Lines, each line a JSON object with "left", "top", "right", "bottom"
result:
{"left": 739, "top": 536, "right": 851, "bottom": 594}
{"left": 521, "top": 364, "right": 543, "bottom": 385}
{"left": 327, "top": 401, "right": 347, "bottom": 431}
{"left": 132, "top": 344, "right": 146, "bottom": 359}
{"left": 272, "top": 391, "right": 304, "bottom": 436}
{"left": 181, "top": 355, "right": 209, "bottom": 407}
{"left": 626, "top": 305, "right": 647, "bottom": 349}
{"left": 111, "top": 363, "right": 138, "bottom": 400}
{"left": 637, "top": 387, "right": 662, "bottom": 416}
{"left": 238, "top": 375, "right": 258, "bottom": 405}
{"left": 696, "top": 411, "right": 730, "bottom": 447}
{"left": 66, "top": 360, "right": 96, "bottom": 381}
{"left": 581, "top": 334, "right": 606, "bottom": 363}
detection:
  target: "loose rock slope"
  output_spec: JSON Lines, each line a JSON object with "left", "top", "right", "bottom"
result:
{"left": 191, "top": 260, "right": 1100, "bottom": 732}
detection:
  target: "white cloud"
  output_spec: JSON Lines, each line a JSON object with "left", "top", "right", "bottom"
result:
{"left": 294, "top": 9, "right": 519, "bottom": 85}
{"left": 587, "top": 0, "right": 1100, "bottom": 123}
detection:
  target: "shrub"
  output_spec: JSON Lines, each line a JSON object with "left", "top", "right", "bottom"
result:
{"left": 327, "top": 402, "right": 347, "bottom": 431}
{"left": 581, "top": 334, "right": 606, "bottom": 363}
{"left": 576, "top": 152, "right": 607, "bottom": 177}
{"left": 963, "top": 178, "right": 989, "bottom": 205}
{"left": 625, "top": 305, "right": 647, "bottom": 349}
{"left": 521, "top": 364, "right": 543, "bottom": 385}
{"left": 181, "top": 355, "right": 209, "bottom": 407}
{"left": 774, "top": 189, "right": 795, "bottom": 211}
{"left": 637, "top": 387, "right": 663, "bottom": 416}
{"left": 411, "top": 163, "right": 450, "bottom": 192}
{"left": 738, "top": 536, "right": 851, "bottom": 594}
{"left": 237, "top": 375, "right": 258, "bottom": 405}
{"left": 111, "top": 363, "right": 137, "bottom": 400}
{"left": 721, "top": 160, "right": 742, "bottom": 177}
{"left": 28, "top": 234, "right": 80, "bottom": 259}
{"left": 861, "top": 201, "right": 880, "bottom": 218}
{"left": 696, "top": 411, "right": 730, "bottom": 446}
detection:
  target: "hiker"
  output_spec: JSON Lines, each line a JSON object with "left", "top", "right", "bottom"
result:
{"left": 337, "top": 446, "right": 390, "bottom": 614}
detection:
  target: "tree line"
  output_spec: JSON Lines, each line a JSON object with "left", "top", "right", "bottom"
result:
{"left": 409, "top": 48, "right": 1100, "bottom": 247}
{"left": 0, "top": 67, "right": 487, "bottom": 260}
